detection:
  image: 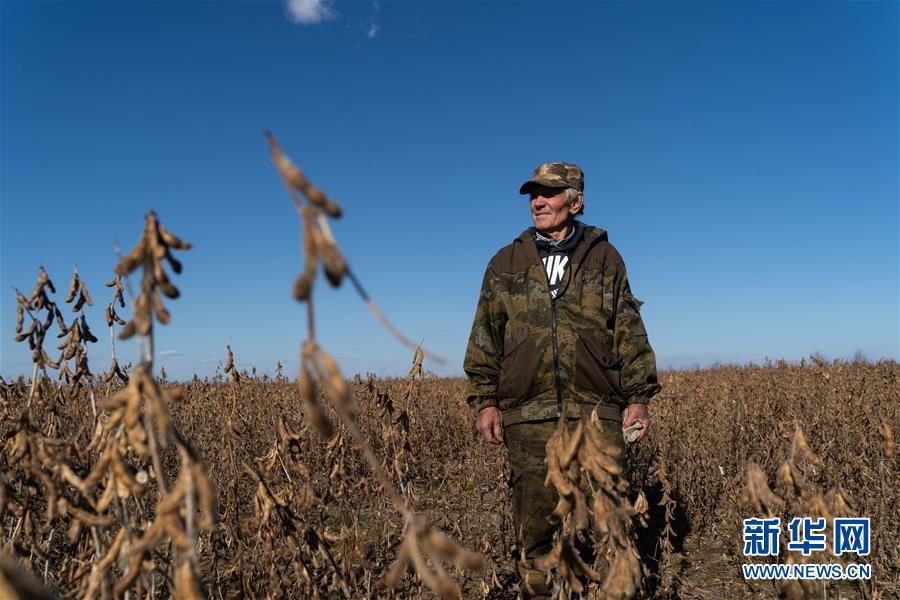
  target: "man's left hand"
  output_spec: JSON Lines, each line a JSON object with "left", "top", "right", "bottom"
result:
{"left": 623, "top": 403, "right": 651, "bottom": 443}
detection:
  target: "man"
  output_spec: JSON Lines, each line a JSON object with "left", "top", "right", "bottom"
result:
{"left": 463, "top": 162, "right": 661, "bottom": 597}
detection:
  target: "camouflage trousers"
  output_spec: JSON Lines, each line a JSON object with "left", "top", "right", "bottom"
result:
{"left": 504, "top": 417, "right": 626, "bottom": 595}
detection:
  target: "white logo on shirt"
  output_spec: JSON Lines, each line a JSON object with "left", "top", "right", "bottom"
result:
{"left": 542, "top": 255, "right": 569, "bottom": 298}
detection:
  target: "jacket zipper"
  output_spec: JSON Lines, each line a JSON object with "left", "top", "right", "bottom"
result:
{"left": 550, "top": 298, "right": 562, "bottom": 417}
{"left": 536, "top": 227, "right": 597, "bottom": 419}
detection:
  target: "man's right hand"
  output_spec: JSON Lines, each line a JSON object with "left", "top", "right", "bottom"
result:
{"left": 476, "top": 406, "right": 503, "bottom": 445}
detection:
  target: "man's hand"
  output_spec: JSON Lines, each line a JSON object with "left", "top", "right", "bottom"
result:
{"left": 623, "top": 403, "right": 651, "bottom": 443}
{"left": 476, "top": 406, "right": 503, "bottom": 445}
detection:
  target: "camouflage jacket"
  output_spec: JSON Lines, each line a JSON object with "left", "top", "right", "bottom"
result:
{"left": 463, "top": 223, "right": 661, "bottom": 425}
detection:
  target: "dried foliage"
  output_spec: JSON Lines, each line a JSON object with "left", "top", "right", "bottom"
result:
{"left": 736, "top": 424, "right": 886, "bottom": 600}
{"left": 268, "top": 132, "right": 483, "bottom": 598}
{"left": 115, "top": 210, "right": 192, "bottom": 342}
{"left": 2, "top": 213, "right": 213, "bottom": 599}
{"left": 629, "top": 358, "right": 898, "bottom": 600}
{"left": 1, "top": 138, "right": 896, "bottom": 600}
{"left": 537, "top": 412, "right": 641, "bottom": 599}
{"left": 2, "top": 356, "right": 897, "bottom": 598}
{"left": 101, "top": 276, "right": 129, "bottom": 387}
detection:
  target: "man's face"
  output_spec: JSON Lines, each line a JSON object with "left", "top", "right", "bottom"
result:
{"left": 529, "top": 185, "right": 572, "bottom": 232}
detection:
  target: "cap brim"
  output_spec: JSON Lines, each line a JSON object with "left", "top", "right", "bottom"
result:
{"left": 518, "top": 179, "right": 569, "bottom": 195}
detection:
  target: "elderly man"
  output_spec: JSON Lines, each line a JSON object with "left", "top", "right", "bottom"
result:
{"left": 463, "top": 162, "right": 661, "bottom": 597}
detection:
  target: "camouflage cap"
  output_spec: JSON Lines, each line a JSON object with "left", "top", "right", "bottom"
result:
{"left": 518, "top": 162, "right": 584, "bottom": 195}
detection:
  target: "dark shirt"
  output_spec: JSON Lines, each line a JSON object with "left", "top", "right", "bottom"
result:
{"left": 534, "top": 221, "right": 585, "bottom": 299}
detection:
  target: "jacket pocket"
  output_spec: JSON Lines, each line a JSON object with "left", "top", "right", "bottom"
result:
{"left": 497, "top": 330, "right": 539, "bottom": 402}
{"left": 575, "top": 328, "right": 623, "bottom": 400}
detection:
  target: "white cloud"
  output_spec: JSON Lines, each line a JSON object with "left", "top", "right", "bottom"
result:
{"left": 365, "top": 0, "right": 380, "bottom": 38}
{"left": 286, "top": 0, "right": 338, "bottom": 25}
{"left": 159, "top": 350, "right": 183, "bottom": 358}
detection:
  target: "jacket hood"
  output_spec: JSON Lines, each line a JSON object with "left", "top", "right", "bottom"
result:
{"left": 515, "top": 221, "right": 608, "bottom": 252}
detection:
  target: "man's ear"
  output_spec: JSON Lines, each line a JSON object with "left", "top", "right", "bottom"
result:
{"left": 570, "top": 192, "right": 584, "bottom": 214}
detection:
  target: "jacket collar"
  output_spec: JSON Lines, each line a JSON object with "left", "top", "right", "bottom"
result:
{"left": 534, "top": 222, "right": 581, "bottom": 247}
{"left": 515, "top": 221, "right": 607, "bottom": 268}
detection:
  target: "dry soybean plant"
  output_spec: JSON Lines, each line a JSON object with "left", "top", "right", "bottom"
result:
{"left": 100, "top": 276, "right": 129, "bottom": 389}
{"left": 102, "top": 210, "right": 215, "bottom": 595}
{"left": 740, "top": 425, "right": 879, "bottom": 600}
{"left": 55, "top": 268, "right": 98, "bottom": 401}
{"left": 648, "top": 455, "right": 678, "bottom": 594}
{"left": 538, "top": 410, "right": 642, "bottom": 600}
{"left": 13, "top": 266, "right": 65, "bottom": 405}
{"left": 368, "top": 370, "right": 416, "bottom": 500}
{"left": 267, "top": 131, "right": 484, "bottom": 599}
{"left": 2, "top": 211, "right": 217, "bottom": 598}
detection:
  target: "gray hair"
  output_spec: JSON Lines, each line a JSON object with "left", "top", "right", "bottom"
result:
{"left": 565, "top": 187, "right": 585, "bottom": 216}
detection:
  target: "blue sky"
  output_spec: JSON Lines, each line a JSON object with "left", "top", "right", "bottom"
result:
{"left": 1, "top": 0, "right": 897, "bottom": 380}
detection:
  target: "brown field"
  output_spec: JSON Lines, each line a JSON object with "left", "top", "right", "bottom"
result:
{"left": 2, "top": 358, "right": 897, "bottom": 599}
